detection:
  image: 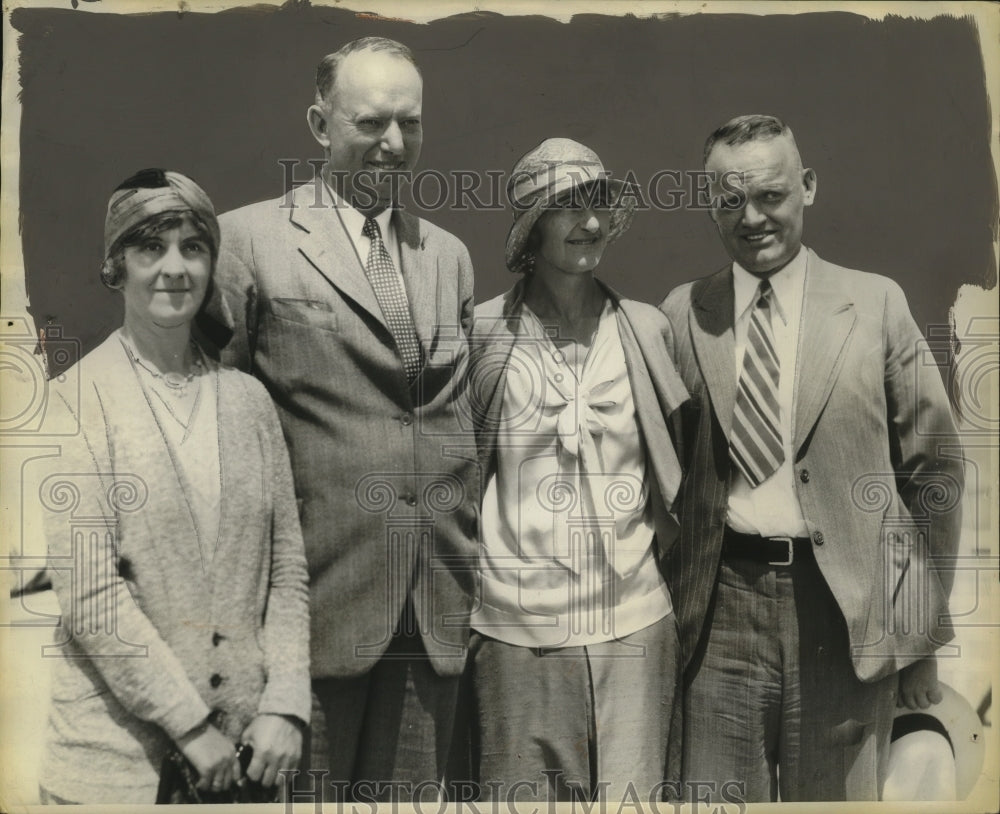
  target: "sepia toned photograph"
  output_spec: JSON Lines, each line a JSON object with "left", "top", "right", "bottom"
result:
{"left": 1, "top": 1, "right": 997, "bottom": 810}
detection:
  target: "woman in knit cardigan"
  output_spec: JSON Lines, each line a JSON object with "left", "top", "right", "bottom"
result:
{"left": 39, "top": 169, "right": 310, "bottom": 804}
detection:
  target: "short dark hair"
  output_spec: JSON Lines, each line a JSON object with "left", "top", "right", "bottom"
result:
{"left": 703, "top": 114, "right": 794, "bottom": 165}
{"left": 315, "top": 37, "right": 420, "bottom": 105}
{"left": 101, "top": 210, "right": 216, "bottom": 289}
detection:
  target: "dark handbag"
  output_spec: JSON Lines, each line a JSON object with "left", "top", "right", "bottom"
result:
{"left": 156, "top": 743, "right": 279, "bottom": 804}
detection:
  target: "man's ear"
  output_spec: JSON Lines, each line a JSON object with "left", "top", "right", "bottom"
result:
{"left": 802, "top": 167, "right": 818, "bottom": 207}
{"left": 307, "top": 104, "right": 330, "bottom": 149}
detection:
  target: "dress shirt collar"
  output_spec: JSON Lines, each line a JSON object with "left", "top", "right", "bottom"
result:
{"left": 322, "top": 178, "right": 395, "bottom": 243}
{"left": 732, "top": 245, "right": 808, "bottom": 327}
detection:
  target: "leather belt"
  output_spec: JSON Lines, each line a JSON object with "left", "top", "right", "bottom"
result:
{"left": 721, "top": 527, "right": 812, "bottom": 566}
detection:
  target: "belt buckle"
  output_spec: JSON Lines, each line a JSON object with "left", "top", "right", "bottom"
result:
{"left": 768, "top": 536, "right": 794, "bottom": 566}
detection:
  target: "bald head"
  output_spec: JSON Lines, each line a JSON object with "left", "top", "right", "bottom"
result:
{"left": 314, "top": 37, "right": 421, "bottom": 107}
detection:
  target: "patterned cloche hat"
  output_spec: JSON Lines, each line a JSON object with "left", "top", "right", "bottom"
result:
{"left": 504, "top": 138, "right": 637, "bottom": 274}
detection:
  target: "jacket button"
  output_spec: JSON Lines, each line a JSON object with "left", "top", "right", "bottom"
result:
{"left": 212, "top": 632, "right": 223, "bottom": 647}
{"left": 812, "top": 531, "right": 825, "bottom": 546}
{"left": 401, "top": 414, "right": 413, "bottom": 427}
{"left": 210, "top": 673, "right": 223, "bottom": 688}
{"left": 799, "top": 469, "right": 810, "bottom": 483}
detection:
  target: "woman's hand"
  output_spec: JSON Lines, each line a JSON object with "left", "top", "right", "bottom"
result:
{"left": 240, "top": 713, "right": 303, "bottom": 789}
{"left": 176, "top": 721, "right": 241, "bottom": 792}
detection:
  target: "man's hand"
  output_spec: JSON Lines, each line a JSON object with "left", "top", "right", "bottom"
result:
{"left": 240, "top": 713, "right": 303, "bottom": 788}
{"left": 898, "top": 655, "right": 943, "bottom": 710}
{"left": 177, "top": 722, "right": 241, "bottom": 792}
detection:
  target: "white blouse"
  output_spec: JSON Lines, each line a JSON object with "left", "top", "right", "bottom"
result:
{"left": 471, "top": 301, "right": 673, "bottom": 648}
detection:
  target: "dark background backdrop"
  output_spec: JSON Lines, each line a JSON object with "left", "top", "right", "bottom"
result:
{"left": 11, "top": 3, "right": 997, "bottom": 376}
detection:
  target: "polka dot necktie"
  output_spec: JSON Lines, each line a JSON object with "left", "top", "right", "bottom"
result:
{"left": 362, "top": 217, "right": 422, "bottom": 382}
{"left": 730, "top": 279, "right": 784, "bottom": 486}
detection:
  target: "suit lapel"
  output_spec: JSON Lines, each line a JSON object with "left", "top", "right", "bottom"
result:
{"left": 793, "top": 251, "right": 857, "bottom": 452}
{"left": 289, "top": 179, "right": 387, "bottom": 331}
{"left": 689, "top": 267, "right": 737, "bottom": 441}
{"left": 395, "top": 210, "right": 439, "bottom": 355}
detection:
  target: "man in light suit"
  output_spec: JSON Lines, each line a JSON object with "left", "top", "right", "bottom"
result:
{"left": 208, "top": 37, "right": 478, "bottom": 800}
{"left": 659, "top": 115, "right": 963, "bottom": 801}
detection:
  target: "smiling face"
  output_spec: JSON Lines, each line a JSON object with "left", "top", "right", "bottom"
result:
{"left": 120, "top": 218, "right": 212, "bottom": 331}
{"left": 307, "top": 49, "right": 423, "bottom": 215}
{"left": 532, "top": 186, "right": 614, "bottom": 277}
{"left": 706, "top": 134, "right": 817, "bottom": 276}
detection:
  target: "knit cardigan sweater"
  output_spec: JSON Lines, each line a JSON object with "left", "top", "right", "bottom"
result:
{"left": 40, "top": 334, "right": 310, "bottom": 803}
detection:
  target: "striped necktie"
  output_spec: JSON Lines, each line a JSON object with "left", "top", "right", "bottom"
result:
{"left": 730, "top": 279, "right": 784, "bottom": 486}
{"left": 362, "top": 217, "right": 422, "bottom": 382}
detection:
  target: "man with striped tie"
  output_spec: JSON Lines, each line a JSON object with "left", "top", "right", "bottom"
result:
{"left": 659, "top": 115, "right": 963, "bottom": 802}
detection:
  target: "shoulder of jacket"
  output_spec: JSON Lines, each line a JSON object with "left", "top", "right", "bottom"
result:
{"left": 811, "top": 255, "right": 902, "bottom": 301}
{"left": 218, "top": 190, "right": 300, "bottom": 232}
{"left": 618, "top": 296, "right": 669, "bottom": 324}
{"left": 473, "top": 292, "right": 508, "bottom": 320}
{"left": 659, "top": 278, "right": 699, "bottom": 313}
{"left": 409, "top": 214, "right": 470, "bottom": 256}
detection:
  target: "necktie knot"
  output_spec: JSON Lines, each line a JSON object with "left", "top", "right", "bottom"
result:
{"left": 756, "top": 279, "right": 773, "bottom": 310}
{"left": 362, "top": 217, "right": 381, "bottom": 242}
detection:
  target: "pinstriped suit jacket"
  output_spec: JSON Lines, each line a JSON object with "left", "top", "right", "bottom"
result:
{"left": 659, "top": 250, "right": 963, "bottom": 682}
{"left": 208, "top": 178, "right": 480, "bottom": 679}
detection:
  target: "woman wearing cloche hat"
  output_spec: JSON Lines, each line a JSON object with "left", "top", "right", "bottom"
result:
{"left": 38, "top": 170, "right": 310, "bottom": 804}
{"left": 465, "top": 138, "right": 689, "bottom": 801}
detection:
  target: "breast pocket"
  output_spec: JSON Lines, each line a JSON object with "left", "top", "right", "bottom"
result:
{"left": 268, "top": 298, "right": 338, "bottom": 333}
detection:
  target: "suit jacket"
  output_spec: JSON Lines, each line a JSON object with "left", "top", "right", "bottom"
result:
{"left": 471, "top": 279, "right": 690, "bottom": 572}
{"left": 41, "top": 335, "right": 310, "bottom": 803}
{"left": 208, "top": 178, "right": 479, "bottom": 678}
{"left": 659, "top": 250, "right": 963, "bottom": 682}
